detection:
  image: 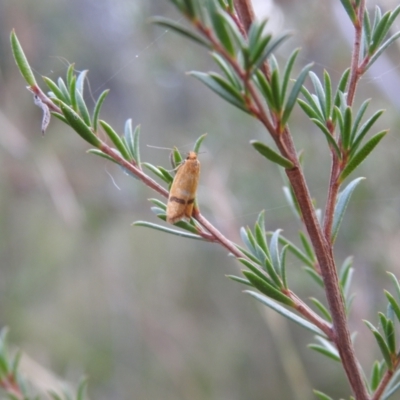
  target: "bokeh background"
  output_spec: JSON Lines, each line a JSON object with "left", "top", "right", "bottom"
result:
{"left": 1, "top": 0, "right": 400, "bottom": 399}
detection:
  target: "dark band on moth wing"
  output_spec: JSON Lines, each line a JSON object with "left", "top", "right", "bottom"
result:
{"left": 169, "top": 197, "right": 195, "bottom": 205}
{"left": 169, "top": 196, "right": 186, "bottom": 205}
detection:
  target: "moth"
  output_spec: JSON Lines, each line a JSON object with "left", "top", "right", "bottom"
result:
{"left": 166, "top": 151, "right": 200, "bottom": 224}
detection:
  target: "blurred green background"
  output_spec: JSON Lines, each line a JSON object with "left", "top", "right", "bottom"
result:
{"left": 2, "top": 0, "right": 400, "bottom": 399}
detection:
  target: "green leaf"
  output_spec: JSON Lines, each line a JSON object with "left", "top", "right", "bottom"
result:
{"left": 364, "top": 320, "right": 393, "bottom": 370}
{"left": 76, "top": 69, "right": 88, "bottom": 95}
{"left": 387, "top": 272, "right": 400, "bottom": 300}
{"left": 314, "top": 391, "right": 334, "bottom": 400}
{"left": 350, "top": 99, "right": 371, "bottom": 143}
{"left": 43, "top": 76, "right": 67, "bottom": 102}
{"left": 246, "top": 291, "right": 326, "bottom": 336}
{"left": 277, "top": 235, "right": 314, "bottom": 268}
{"left": 310, "top": 298, "right": 332, "bottom": 322}
{"left": 299, "top": 86, "right": 324, "bottom": 121}
{"left": 57, "top": 78, "right": 71, "bottom": 104}
{"left": 242, "top": 272, "right": 293, "bottom": 305}
{"left": 340, "top": 130, "right": 388, "bottom": 182}
{"left": 281, "top": 63, "right": 313, "bottom": 126}
{"left": 210, "top": 9, "right": 236, "bottom": 56}
{"left": 369, "top": 10, "right": 392, "bottom": 54}
{"left": 60, "top": 103, "right": 101, "bottom": 147}
{"left": 227, "top": 275, "right": 252, "bottom": 286}
{"left": 310, "top": 118, "right": 341, "bottom": 157}
{"left": 87, "top": 149, "right": 119, "bottom": 164}
{"left": 133, "top": 221, "right": 204, "bottom": 240}
{"left": 189, "top": 71, "right": 248, "bottom": 113}
{"left": 93, "top": 89, "right": 110, "bottom": 132}
{"left": 308, "top": 344, "right": 341, "bottom": 362}
{"left": 385, "top": 291, "right": 400, "bottom": 323}
{"left": 281, "top": 49, "right": 300, "bottom": 105}
{"left": 341, "top": 106, "right": 352, "bottom": 150}
{"left": 10, "top": 30, "right": 37, "bottom": 86}
{"left": 75, "top": 90, "right": 91, "bottom": 126}
{"left": 193, "top": 133, "right": 207, "bottom": 155}
{"left": 250, "top": 141, "right": 294, "bottom": 169}
{"left": 339, "top": 256, "right": 354, "bottom": 290}
{"left": 309, "top": 71, "right": 327, "bottom": 121}
{"left": 340, "top": 0, "right": 357, "bottom": 23}
{"left": 370, "top": 360, "right": 382, "bottom": 391}
{"left": 331, "top": 177, "right": 365, "bottom": 243}
{"left": 254, "top": 70, "right": 274, "bottom": 108}
{"left": 69, "top": 75, "right": 77, "bottom": 111}
{"left": 212, "top": 52, "right": 241, "bottom": 88}
{"left": 238, "top": 258, "right": 275, "bottom": 287}
{"left": 99, "top": 120, "right": 131, "bottom": 161}
{"left": 303, "top": 266, "right": 324, "bottom": 287}
{"left": 142, "top": 163, "right": 171, "bottom": 183}
{"left": 270, "top": 69, "right": 282, "bottom": 112}
{"left": 269, "top": 229, "right": 282, "bottom": 274}
{"left": 385, "top": 319, "right": 396, "bottom": 354}
{"left": 323, "top": 70, "right": 332, "bottom": 120}
{"left": 351, "top": 109, "right": 385, "bottom": 155}
{"left": 299, "top": 231, "right": 315, "bottom": 262}
{"left": 252, "top": 32, "right": 292, "bottom": 73}
{"left": 151, "top": 17, "right": 211, "bottom": 48}
{"left": 334, "top": 69, "right": 350, "bottom": 107}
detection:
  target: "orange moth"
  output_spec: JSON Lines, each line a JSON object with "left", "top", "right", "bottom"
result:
{"left": 166, "top": 151, "right": 200, "bottom": 224}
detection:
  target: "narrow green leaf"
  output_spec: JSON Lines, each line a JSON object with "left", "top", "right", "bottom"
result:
{"left": 314, "top": 390, "right": 334, "bottom": 400}
{"left": 250, "top": 141, "right": 294, "bottom": 169}
{"left": 76, "top": 69, "right": 88, "bottom": 95}
{"left": 75, "top": 90, "right": 91, "bottom": 126}
{"left": 370, "top": 360, "right": 382, "bottom": 391}
{"left": 193, "top": 133, "right": 207, "bottom": 155}
{"left": 99, "top": 120, "right": 131, "bottom": 161}
{"left": 350, "top": 99, "right": 371, "bottom": 143}
{"left": 280, "top": 245, "right": 289, "bottom": 289}
{"left": 87, "top": 149, "right": 119, "bottom": 164}
{"left": 252, "top": 32, "right": 292, "bottom": 73}
{"left": 43, "top": 76, "right": 68, "bottom": 102}
{"left": 281, "top": 63, "right": 314, "bottom": 126}
{"left": 133, "top": 221, "right": 204, "bottom": 240}
{"left": 351, "top": 109, "right": 385, "bottom": 155}
{"left": 248, "top": 29, "right": 271, "bottom": 69}
{"left": 340, "top": 130, "right": 388, "bottom": 182}
{"left": 93, "top": 89, "right": 110, "bottom": 132}
{"left": 300, "top": 86, "right": 325, "bottom": 121}
{"left": 235, "top": 244, "right": 264, "bottom": 265}
{"left": 254, "top": 70, "right": 274, "bottom": 108}
{"left": 331, "top": 177, "right": 365, "bottom": 243}
{"left": 245, "top": 291, "right": 326, "bottom": 336}
{"left": 339, "top": 256, "right": 354, "bottom": 288}
{"left": 189, "top": 71, "right": 248, "bottom": 113}
{"left": 385, "top": 291, "right": 400, "bottom": 323}
{"left": 254, "top": 215, "right": 269, "bottom": 256}
{"left": 303, "top": 266, "right": 324, "bottom": 287}
{"left": 227, "top": 275, "right": 252, "bottom": 286}
{"left": 387, "top": 272, "right": 400, "bottom": 300}
{"left": 69, "top": 75, "right": 77, "bottom": 111}
{"left": 240, "top": 226, "right": 256, "bottom": 254}
{"left": 282, "top": 186, "right": 301, "bottom": 221}
{"left": 212, "top": 52, "right": 241, "bottom": 88}
{"left": 341, "top": 106, "right": 352, "bottom": 150}
{"left": 310, "top": 297, "right": 332, "bottom": 322}
{"left": 334, "top": 69, "right": 350, "bottom": 107}
{"left": 340, "top": 0, "right": 357, "bottom": 23}
{"left": 385, "top": 319, "right": 396, "bottom": 354}
{"left": 309, "top": 71, "right": 327, "bottom": 120}
{"left": 281, "top": 49, "right": 300, "bottom": 105}
{"left": 123, "top": 119, "right": 135, "bottom": 160}
{"left": 369, "top": 11, "right": 392, "bottom": 54}
{"left": 277, "top": 235, "right": 314, "bottom": 268}
{"left": 242, "top": 271, "right": 292, "bottom": 305}
{"left": 238, "top": 258, "right": 275, "bottom": 286}
{"left": 297, "top": 98, "right": 320, "bottom": 120}
{"left": 269, "top": 229, "right": 282, "bottom": 274}
{"left": 57, "top": 78, "right": 71, "bottom": 104}
{"left": 142, "top": 163, "right": 171, "bottom": 183}
{"left": 310, "top": 118, "right": 341, "bottom": 157}
{"left": 210, "top": 10, "right": 236, "bottom": 56}
{"left": 151, "top": 17, "right": 211, "bottom": 48}
{"left": 364, "top": 320, "right": 393, "bottom": 370}
{"left": 323, "top": 70, "right": 332, "bottom": 120}
{"left": 60, "top": 103, "right": 101, "bottom": 147}
{"left": 10, "top": 30, "right": 37, "bottom": 86}
{"left": 308, "top": 344, "right": 341, "bottom": 362}
{"left": 299, "top": 231, "right": 315, "bottom": 262}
